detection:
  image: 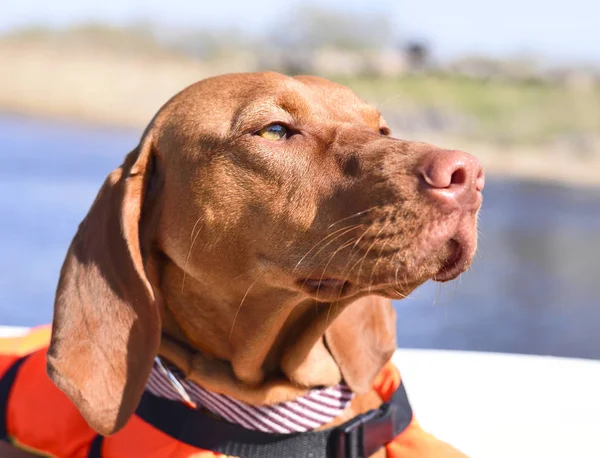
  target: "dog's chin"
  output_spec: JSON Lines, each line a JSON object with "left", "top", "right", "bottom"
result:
{"left": 295, "top": 244, "right": 478, "bottom": 301}
{"left": 295, "top": 276, "right": 426, "bottom": 302}
{"left": 370, "top": 283, "right": 424, "bottom": 300}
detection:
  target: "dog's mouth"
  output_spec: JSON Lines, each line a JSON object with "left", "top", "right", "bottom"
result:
{"left": 295, "top": 239, "right": 475, "bottom": 299}
{"left": 432, "top": 238, "right": 467, "bottom": 282}
{"left": 293, "top": 213, "right": 479, "bottom": 299}
{"left": 432, "top": 221, "right": 477, "bottom": 282}
{"left": 296, "top": 278, "right": 353, "bottom": 300}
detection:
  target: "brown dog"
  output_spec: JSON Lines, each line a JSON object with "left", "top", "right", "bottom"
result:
{"left": 39, "top": 72, "right": 483, "bottom": 456}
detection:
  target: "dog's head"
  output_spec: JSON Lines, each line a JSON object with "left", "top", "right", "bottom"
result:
{"left": 47, "top": 72, "right": 483, "bottom": 435}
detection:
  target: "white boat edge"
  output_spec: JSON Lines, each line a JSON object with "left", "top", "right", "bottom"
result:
{"left": 2, "top": 326, "right": 599, "bottom": 457}
{"left": 0, "top": 326, "right": 29, "bottom": 337}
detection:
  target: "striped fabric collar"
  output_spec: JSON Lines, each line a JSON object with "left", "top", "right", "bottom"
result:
{"left": 145, "top": 358, "right": 355, "bottom": 434}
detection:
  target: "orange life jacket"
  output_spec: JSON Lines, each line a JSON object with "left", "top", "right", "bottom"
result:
{"left": 0, "top": 326, "right": 465, "bottom": 457}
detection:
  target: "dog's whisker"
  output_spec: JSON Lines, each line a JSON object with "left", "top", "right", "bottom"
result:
{"left": 315, "top": 238, "right": 357, "bottom": 303}
{"left": 337, "top": 222, "right": 376, "bottom": 288}
{"left": 326, "top": 206, "right": 378, "bottom": 230}
{"left": 303, "top": 238, "right": 356, "bottom": 299}
{"left": 355, "top": 222, "right": 390, "bottom": 285}
{"left": 324, "top": 301, "right": 340, "bottom": 329}
{"left": 293, "top": 224, "right": 361, "bottom": 274}
{"left": 393, "top": 250, "right": 406, "bottom": 290}
{"left": 336, "top": 236, "right": 377, "bottom": 298}
{"left": 433, "top": 281, "right": 442, "bottom": 307}
{"left": 229, "top": 279, "right": 258, "bottom": 343}
{"left": 189, "top": 215, "right": 203, "bottom": 243}
{"left": 390, "top": 286, "right": 408, "bottom": 299}
{"left": 337, "top": 240, "right": 370, "bottom": 297}
{"left": 367, "top": 238, "right": 392, "bottom": 293}
{"left": 298, "top": 231, "right": 360, "bottom": 295}
{"left": 344, "top": 243, "right": 376, "bottom": 288}
{"left": 304, "top": 226, "right": 361, "bottom": 272}
{"left": 332, "top": 238, "right": 371, "bottom": 303}
{"left": 231, "top": 267, "right": 259, "bottom": 281}
{"left": 181, "top": 215, "right": 204, "bottom": 294}
{"left": 375, "top": 94, "right": 404, "bottom": 110}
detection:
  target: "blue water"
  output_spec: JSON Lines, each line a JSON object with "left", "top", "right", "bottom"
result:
{"left": 1, "top": 114, "right": 599, "bottom": 359}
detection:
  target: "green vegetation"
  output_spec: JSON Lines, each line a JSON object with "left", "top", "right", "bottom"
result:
{"left": 339, "top": 75, "right": 600, "bottom": 145}
{"left": 1, "top": 10, "right": 599, "bottom": 148}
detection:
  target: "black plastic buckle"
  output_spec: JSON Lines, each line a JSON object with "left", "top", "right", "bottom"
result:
{"left": 334, "top": 401, "right": 396, "bottom": 458}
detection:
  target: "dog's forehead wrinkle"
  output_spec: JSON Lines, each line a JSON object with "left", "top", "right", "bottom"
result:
{"left": 156, "top": 75, "right": 378, "bottom": 147}
{"left": 293, "top": 76, "right": 378, "bottom": 120}
{"left": 231, "top": 102, "right": 296, "bottom": 133}
{"left": 229, "top": 89, "right": 332, "bottom": 133}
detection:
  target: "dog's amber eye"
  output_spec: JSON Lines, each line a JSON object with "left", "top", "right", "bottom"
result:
{"left": 257, "top": 124, "right": 288, "bottom": 140}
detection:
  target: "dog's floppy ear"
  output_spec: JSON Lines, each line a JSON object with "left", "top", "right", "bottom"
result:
{"left": 325, "top": 297, "right": 397, "bottom": 394}
{"left": 47, "top": 132, "right": 163, "bottom": 435}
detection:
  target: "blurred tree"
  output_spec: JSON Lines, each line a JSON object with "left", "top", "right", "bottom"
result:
{"left": 168, "top": 28, "right": 256, "bottom": 60}
{"left": 269, "top": 5, "right": 395, "bottom": 51}
{"left": 405, "top": 41, "right": 430, "bottom": 70}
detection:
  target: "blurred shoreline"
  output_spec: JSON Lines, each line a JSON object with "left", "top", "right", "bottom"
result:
{"left": 1, "top": 34, "right": 599, "bottom": 187}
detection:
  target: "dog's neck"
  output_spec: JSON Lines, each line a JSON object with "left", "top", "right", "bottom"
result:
{"left": 157, "top": 262, "right": 354, "bottom": 405}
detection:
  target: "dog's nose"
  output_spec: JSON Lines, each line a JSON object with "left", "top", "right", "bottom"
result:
{"left": 418, "top": 149, "right": 485, "bottom": 211}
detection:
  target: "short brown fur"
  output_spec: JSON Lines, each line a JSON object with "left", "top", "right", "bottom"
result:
{"left": 45, "top": 72, "right": 482, "bottom": 457}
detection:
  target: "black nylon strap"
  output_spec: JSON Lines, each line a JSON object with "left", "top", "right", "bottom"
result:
{"left": 135, "top": 381, "right": 412, "bottom": 458}
{"left": 87, "top": 435, "right": 104, "bottom": 458}
{"left": 0, "top": 356, "right": 29, "bottom": 441}
{"left": 336, "top": 384, "right": 413, "bottom": 458}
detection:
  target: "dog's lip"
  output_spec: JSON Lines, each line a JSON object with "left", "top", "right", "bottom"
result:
{"left": 432, "top": 238, "right": 471, "bottom": 282}
{"left": 296, "top": 278, "right": 354, "bottom": 299}
{"left": 302, "top": 278, "right": 347, "bottom": 289}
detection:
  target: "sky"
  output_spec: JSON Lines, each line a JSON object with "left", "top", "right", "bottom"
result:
{"left": 2, "top": 0, "right": 599, "bottom": 64}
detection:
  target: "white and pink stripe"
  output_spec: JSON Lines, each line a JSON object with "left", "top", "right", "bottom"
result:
{"left": 145, "top": 360, "right": 354, "bottom": 434}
